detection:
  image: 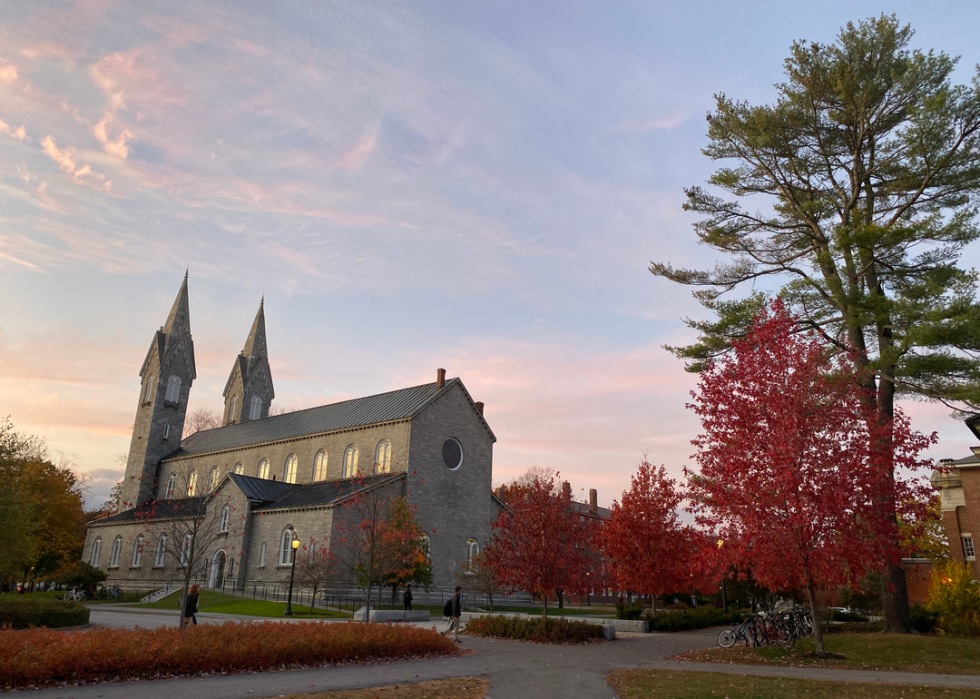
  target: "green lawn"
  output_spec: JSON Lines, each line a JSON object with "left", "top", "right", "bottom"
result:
{"left": 3, "top": 590, "right": 153, "bottom": 604}
{"left": 141, "top": 589, "right": 350, "bottom": 618}
{"left": 681, "top": 633, "right": 980, "bottom": 675}
{"left": 608, "top": 669, "right": 980, "bottom": 698}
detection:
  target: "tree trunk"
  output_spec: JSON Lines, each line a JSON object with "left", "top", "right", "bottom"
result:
{"left": 391, "top": 583, "right": 397, "bottom": 608}
{"left": 365, "top": 582, "right": 372, "bottom": 622}
{"left": 543, "top": 594, "right": 548, "bottom": 618}
{"left": 557, "top": 589, "right": 564, "bottom": 609}
{"left": 651, "top": 596, "right": 656, "bottom": 616}
{"left": 806, "top": 579, "right": 825, "bottom": 657}
{"left": 488, "top": 593, "right": 494, "bottom": 613}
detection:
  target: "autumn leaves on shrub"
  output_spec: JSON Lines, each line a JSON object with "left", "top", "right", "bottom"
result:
{"left": 1, "top": 621, "right": 457, "bottom": 690}
{"left": 465, "top": 615, "right": 605, "bottom": 644}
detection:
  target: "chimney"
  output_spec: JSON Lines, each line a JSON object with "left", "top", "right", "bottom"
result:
{"left": 589, "top": 489, "right": 598, "bottom": 515}
{"left": 436, "top": 368, "right": 446, "bottom": 388}
{"left": 562, "top": 480, "right": 572, "bottom": 499}
{"left": 494, "top": 486, "right": 505, "bottom": 503}
{"left": 474, "top": 401, "right": 484, "bottom": 416}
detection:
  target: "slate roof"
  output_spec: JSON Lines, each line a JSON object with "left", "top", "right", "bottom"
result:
{"left": 237, "top": 472, "right": 406, "bottom": 511}
{"left": 165, "top": 377, "right": 488, "bottom": 460}
{"left": 89, "top": 497, "right": 208, "bottom": 525}
{"left": 569, "top": 501, "right": 611, "bottom": 520}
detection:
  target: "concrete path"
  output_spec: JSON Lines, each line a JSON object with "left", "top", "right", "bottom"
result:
{"left": 12, "top": 611, "right": 980, "bottom": 699}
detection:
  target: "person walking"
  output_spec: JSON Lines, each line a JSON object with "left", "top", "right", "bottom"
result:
{"left": 403, "top": 584, "right": 413, "bottom": 611}
{"left": 183, "top": 584, "right": 200, "bottom": 626}
{"left": 441, "top": 585, "right": 463, "bottom": 642}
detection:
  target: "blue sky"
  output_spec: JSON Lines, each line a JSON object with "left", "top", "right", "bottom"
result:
{"left": 2, "top": 0, "right": 979, "bottom": 507}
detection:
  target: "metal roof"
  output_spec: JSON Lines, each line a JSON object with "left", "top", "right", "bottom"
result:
{"left": 165, "top": 378, "right": 471, "bottom": 459}
{"left": 230, "top": 473, "right": 300, "bottom": 502}
{"left": 251, "top": 472, "right": 405, "bottom": 511}
{"left": 89, "top": 497, "right": 208, "bottom": 525}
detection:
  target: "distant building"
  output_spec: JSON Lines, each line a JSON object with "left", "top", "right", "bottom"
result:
{"left": 932, "top": 414, "right": 980, "bottom": 580}
{"left": 83, "top": 275, "right": 496, "bottom": 592}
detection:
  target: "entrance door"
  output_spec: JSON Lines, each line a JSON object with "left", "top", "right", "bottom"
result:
{"left": 210, "top": 551, "right": 226, "bottom": 588}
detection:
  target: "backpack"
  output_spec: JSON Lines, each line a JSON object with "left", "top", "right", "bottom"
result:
{"left": 442, "top": 599, "right": 453, "bottom": 617}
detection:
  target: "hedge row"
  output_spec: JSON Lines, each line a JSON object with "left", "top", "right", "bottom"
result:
{"left": 465, "top": 615, "right": 606, "bottom": 644}
{"left": 0, "top": 597, "right": 89, "bottom": 630}
{"left": 646, "top": 605, "right": 743, "bottom": 632}
{"left": 1, "top": 621, "right": 457, "bottom": 690}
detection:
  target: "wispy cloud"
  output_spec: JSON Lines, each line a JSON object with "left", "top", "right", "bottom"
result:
{"left": 0, "top": 120, "right": 26, "bottom": 140}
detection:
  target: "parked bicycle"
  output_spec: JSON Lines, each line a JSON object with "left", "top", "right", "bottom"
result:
{"left": 94, "top": 584, "right": 122, "bottom": 600}
{"left": 717, "top": 608, "right": 812, "bottom": 648}
{"left": 63, "top": 586, "right": 87, "bottom": 602}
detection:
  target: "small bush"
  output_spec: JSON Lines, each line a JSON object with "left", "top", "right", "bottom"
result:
{"left": 910, "top": 605, "right": 939, "bottom": 634}
{"left": 645, "top": 605, "right": 743, "bottom": 632}
{"left": 615, "top": 599, "right": 645, "bottom": 620}
{"left": 0, "top": 598, "right": 89, "bottom": 630}
{"left": 829, "top": 609, "right": 869, "bottom": 622}
{"left": 465, "top": 615, "right": 605, "bottom": 644}
{"left": 0, "top": 621, "right": 457, "bottom": 690}
{"left": 54, "top": 561, "right": 107, "bottom": 590}
{"left": 823, "top": 620, "right": 885, "bottom": 634}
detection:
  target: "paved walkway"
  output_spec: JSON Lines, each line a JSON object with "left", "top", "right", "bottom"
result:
{"left": 13, "top": 610, "right": 980, "bottom": 699}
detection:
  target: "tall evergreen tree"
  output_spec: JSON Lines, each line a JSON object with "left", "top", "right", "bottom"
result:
{"left": 651, "top": 15, "right": 980, "bottom": 632}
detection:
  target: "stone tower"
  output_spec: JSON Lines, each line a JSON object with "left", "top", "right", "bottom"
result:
{"left": 120, "top": 274, "right": 197, "bottom": 507}
{"left": 222, "top": 298, "right": 275, "bottom": 425}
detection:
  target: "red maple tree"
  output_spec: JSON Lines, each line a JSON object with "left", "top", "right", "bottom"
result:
{"left": 687, "top": 300, "right": 934, "bottom": 654}
{"left": 601, "top": 461, "right": 693, "bottom": 613}
{"left": 485, "top": 475, "right": 598, "bottom": 617}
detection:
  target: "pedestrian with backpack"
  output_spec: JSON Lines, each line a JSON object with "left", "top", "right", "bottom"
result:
{"left": 441, "top": 586, "right": 463, "bottom": 641}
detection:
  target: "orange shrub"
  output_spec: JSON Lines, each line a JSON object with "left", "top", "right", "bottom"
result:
{"left": 1, "top": 621, "right": 458, "bottom": 690}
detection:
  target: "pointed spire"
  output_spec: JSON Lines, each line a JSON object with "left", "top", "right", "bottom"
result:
{"left": 242, "top": 297, "right": 268, "bottom": 368}
{"left": 162, "top": 273, "right": 191, "bottom": 343}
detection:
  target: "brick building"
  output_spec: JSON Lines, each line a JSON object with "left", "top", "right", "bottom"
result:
{"left": 83, "top": 275, "right": 496, "bottom": 593}
{"left": 932, "top": 414, "right": 980, "bottom": 580}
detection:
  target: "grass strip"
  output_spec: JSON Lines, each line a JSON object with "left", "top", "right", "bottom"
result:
{"left": 678, "top": 633, "right": 980, "bottom": 675}
{"left": 283, "top": 677, "right": 489, "bottom": 699}
{"left": 608, "top": 669, "right": 980, "bottom": 698}
{"left": 140, "top": 589, "right": 349, "bottom": 618}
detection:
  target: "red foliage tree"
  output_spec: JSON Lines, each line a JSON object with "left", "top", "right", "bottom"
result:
{"left": 485, "top": 475, "right": 598, "bottom": 617}
{"left": 687, "top": 300, "right": 934, "bottom": 654}
{"left": 602, "top": 461, "right": 693, "bottom": 613}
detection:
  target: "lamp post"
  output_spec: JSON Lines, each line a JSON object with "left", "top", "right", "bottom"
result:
{"left": 284, "top": 538, "right": 300, "bottom": 616}
{"left": 717, "top": 539, "right": 727, "bottom": 612}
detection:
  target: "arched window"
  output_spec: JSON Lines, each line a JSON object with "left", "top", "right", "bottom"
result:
{"left": 90, "top": 537, "right": 102, "bottom": 567}
{"left": 257, "top": 458, "right": 270, "bottom": 479}
{"left": 144, "top": 375, "right": 155, "bottom": 402}
{"left": 279, "top": 527, "right": 298, "bottom": 565}
{"left": 313, "top": 450, "right": 328, "bottom": 481}
{"left": 465, "top": 538, "right": 479, "bottom": 574}
{"left": 283, "top": 454, "right": 298, "bottom": 483}
{"left": 249, "top": 395, "right": 262, "bottom": 420}
{"left": 109, "top": 536, "right": 122, "bottom": 567}
{"left": 229, "top": 395, "right": 238, "bottom": 421}
{"left": 166, "top": 375, "right": 181, "bottom": 403}
{"left": 180, "top": 533, "right": 193, "bottom": 566}
{"left": 420, "top": 533, "right": 431, "bottom": 562}
{"left": 233, "top": 462, "right": 243, "bottom": 475}
{"left": 259, "top": 541, "right": 267, "bottom": 567}
{"left": 186, "top": 470, "right": 198, "bottom": 496}
{"left": 165, "top": 474, "right": 176, "bottom": 499}
{"left": 343, "top": 445, "right": 358, "bottom": 478}
{"left": 220, "top": 505, "right": 231, "bottom": 532}
{"left": 208, "top": 466, "right": 220, "bottom": 492}
{"left": 154, "top": 535, "right": 167, "bottom": 567}
{"left": 131, "top": 534, "right": 144, "bottom": 567}
{"left": 374, "top": 440, "right": 391, "bottom": 474}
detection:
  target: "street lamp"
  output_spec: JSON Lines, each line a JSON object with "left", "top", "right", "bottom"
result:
{"left": 284, "top": 538, "right": 300, "bottom": 616}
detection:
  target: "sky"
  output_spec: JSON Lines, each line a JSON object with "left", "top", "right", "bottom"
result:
{"left": 2, "top": 0, "right": 980, "bottom": 509}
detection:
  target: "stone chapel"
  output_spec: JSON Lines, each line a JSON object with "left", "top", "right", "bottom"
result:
{"left": 83, "top": 275, "right": 496, "bottom": 593}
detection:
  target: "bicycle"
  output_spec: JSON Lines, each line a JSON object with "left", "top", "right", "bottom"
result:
{"left": 63, "top": 586, "right": 86, "bottom": 602}
{"left": 717, "top": 613, "right": 759, "bottom": 648}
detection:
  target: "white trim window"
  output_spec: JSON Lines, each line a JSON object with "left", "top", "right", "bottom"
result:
{"left": 279, "top": 527, "right": 298, "bottom": 565}
{"left": 109, "top": 536, "right": 122, "bottom": 567}
{"left": 963, "top": 534, "right": 976, "bottom": 561}
{"left": 165, "top": 375, "right": 181, "bottom": 403}
{"left": 465, "top": 538, "right": 479, "bottom": 574}
{"left": 187, "top": 470, "right": 198, "bottom": 496}
{"left": 90, "top": 537, "right": 102, "bottom": 567}
{"left": 259, "top": 542, "right": 267, "bottom": 567}
{"left": 249, "top": 395, "right": 262, "bottom": 420}
{"left": 165, "top": 473, "right": 176, "bottom": 499}
{"left": 220, "top": 505, "right": 231, "bottom": 532}
{"left": 131, "top": 534, "right": 144, "bottom": 567}
{"left": 233, "top": 462, "right": 243, "bottom": 475}
{"left": 284, "top": 454, "right": 298, "bottom": 483}
{"left": 343, "top": 445, "right": 358, "bottom": 478}
{"left": 144, "top": 375, "right": 155, "bottom": 402}
{"left": 180, "top": 533, "right": 193, "bottom": 567}
{"left": 228, "top": 395, "right": 238, "bottom": 422}
{"left": 154, "top": 535, "right": 167, "bottom": 567}
{"left": 375, "top": 440, "right": 391, "bottom": 474}
{"left": 208, "top": 466, "right": 220, "bottom": 492}
{"left": 257, "top": 458, "right": 270, "bottom": 479}
{"left": 313, "top": 450, "right": 328, "bottom": 481}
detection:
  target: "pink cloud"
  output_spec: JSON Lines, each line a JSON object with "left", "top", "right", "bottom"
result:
{"left": 0, "top": 120, "right": 26, "bottom": 140}
{"left": 93, "top": 113, "right": 134, "bottom": 158}
{"left": 337, "top": 132, "right": 378, "bottom": 171}
{"left": 0, "top": 64, "right": 18, "bottom": 82}
{"left": 20, "top": 43, "right": 82, "bottom": 60}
